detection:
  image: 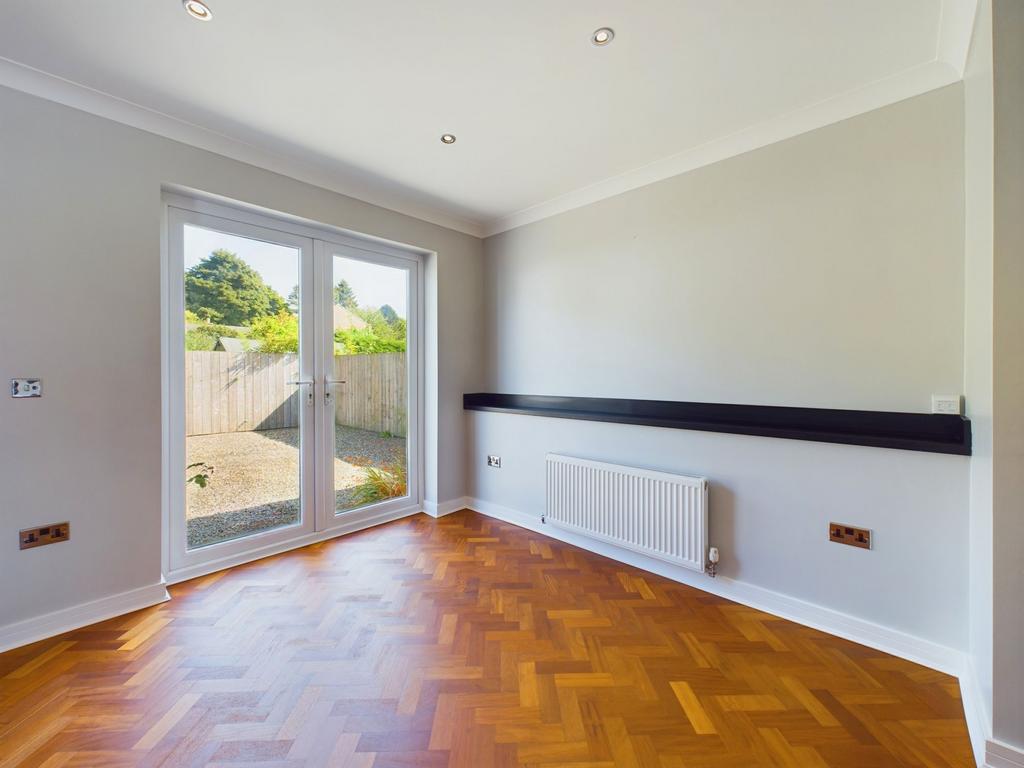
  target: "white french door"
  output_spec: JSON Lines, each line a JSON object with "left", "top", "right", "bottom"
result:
{"left": 314, "top": 241, "right": 421, "bottom": 533}
{"left": 164, "top": 198, "right": 421, "bottom": 580}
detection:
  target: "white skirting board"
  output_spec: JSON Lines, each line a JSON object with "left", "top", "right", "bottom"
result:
{"left": 466, "top": 497, "right": 962, "bottom": 671}
{"left": 0, "top": 581, "right": 170, "bottom": 654}
{"left": 464, "top": 496, "right": 997, "bottom": 766}
{"left": 423, "top": 497, "right": 471, "bottom": 518}
{"left": 988, "top": 740, "right": 1024, "bottom": 768}
{"left": 957, "top": 655, "right": 994, "bottom": 768}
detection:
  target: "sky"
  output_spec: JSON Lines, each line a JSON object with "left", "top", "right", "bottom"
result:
{"left": 184, "top": 225, "right": 408, "bottom": 316}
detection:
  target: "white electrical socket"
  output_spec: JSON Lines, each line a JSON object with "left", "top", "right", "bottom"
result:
{"left": 931, "top": 395, "right": 962, "bottom": 415}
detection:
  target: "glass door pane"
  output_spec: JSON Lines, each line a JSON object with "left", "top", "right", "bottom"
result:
{"left": 328, "top": 253, "right": 411, "bottom": 514}
{"left": 182, "top": 224, "right": 307, "bottom": 549}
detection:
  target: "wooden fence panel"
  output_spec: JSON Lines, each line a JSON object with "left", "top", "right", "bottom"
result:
{"left": 333, "top": 354, "right": 407, "bottom": 436}
{"left": 185, "top": 351, "right": 299, "bottom": 436}
{"left": 185, "top": 351, "right": 405, "bottom": 437}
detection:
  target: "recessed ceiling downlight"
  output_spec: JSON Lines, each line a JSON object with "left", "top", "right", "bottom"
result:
{"left": 440, "top": 134, "right": 457, "bottom": 145}
{"left": 591, "top": 27, "right": 614, "bottom": 46}
{"left": 183, "top": 0, "right": 213, "bottom": 21}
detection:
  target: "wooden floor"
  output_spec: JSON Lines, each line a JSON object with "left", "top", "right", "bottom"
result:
{"left": 0, "top": 510, "right": 975, "bottom": 767}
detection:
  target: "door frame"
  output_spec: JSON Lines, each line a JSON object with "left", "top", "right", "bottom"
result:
{"left": 165, "top": 206, "right": 318, "bottom": 577}
{"left": 315, "top": 239, "right": 422, "bottom": 533}
{"left": 161, "top": 192, "right": 426, "bottom": 584}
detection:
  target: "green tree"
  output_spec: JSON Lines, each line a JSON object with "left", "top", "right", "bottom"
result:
{"left": 185, "top": 328, "right": 217, "bottom": 351}
{"left": 286, "top": 284, "right": 300, "bottom": 313}
{"left": 184, "top": 308, "right": 252, "bottom": 350}
{"left": 249, "top": 312, "right": 299, "bottom": 353}
{"left": 379, "top": 304, "right": 399, "bottom": 325}
{"left": 335, "top": 327, "right": 406, "bottom": 354}
{"left": 192, "top": 305, "right": 223, "bottom": 323}
{"left": 355, "top": 307, "right": 406, "bottom": 345}
{"left": 334, "top": 279, "right": 358, "bottom": 309}
{"left": 185, "top": 250, "right": 289, "bottom": 326}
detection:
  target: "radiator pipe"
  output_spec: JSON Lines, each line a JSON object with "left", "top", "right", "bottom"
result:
{"left": 706, "top": 546, "right": 720, "bottom": 577}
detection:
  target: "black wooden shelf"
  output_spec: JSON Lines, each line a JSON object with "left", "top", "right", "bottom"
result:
{"left": 463, "top": 393, "right": 972, "bottom": 455}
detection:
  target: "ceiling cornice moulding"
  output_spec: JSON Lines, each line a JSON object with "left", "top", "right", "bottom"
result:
{"left": 937, "top": 0, "right": 981, "bottom": 75}
{"left": 0, "top": 44, "right": 971, "bottom": 242}
{"left": 482, "top": 60, "right": 961, "bottom": 237}
{"left": 0, "top": 56, "right": 486, "bottom": 238}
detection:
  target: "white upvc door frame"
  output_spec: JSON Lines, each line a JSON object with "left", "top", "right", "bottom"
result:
{"left": 315, "top": 239, "right": 423, "bottom": 533}
{"left": 162, "top": 193, "right": 425, "bottom": 585}
{"left": 165, "top": 206, "right": 317, "bottom": 578}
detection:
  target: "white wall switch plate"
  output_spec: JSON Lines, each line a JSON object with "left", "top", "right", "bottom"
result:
{"left": 931, "top": 394, "right": 961, "bottom": 415}
{"left": 10, "top": 379, "right": 41, "bottom": 398}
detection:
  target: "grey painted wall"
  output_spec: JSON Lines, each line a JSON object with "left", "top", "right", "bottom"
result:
{"left": 473, "top": 85, "right": 970, "bottom": 649}
{"left": 0, "top": 85, "right": 483, "bottom": 629}
{"left": 991, "top": 0, "right": 1024, "bottom": 750}
{"left": 481, "top": 87, "right": 965, "bottom": 412}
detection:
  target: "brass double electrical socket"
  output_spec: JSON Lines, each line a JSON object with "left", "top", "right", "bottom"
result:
{"left": 19, "top": 522, "right": 70, "bottom": 550}
{"left": 829, "top": 522, "right": 871, "bottom": 549}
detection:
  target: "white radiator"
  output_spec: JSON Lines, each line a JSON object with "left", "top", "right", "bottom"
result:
{"left": 545, "top": 454, "right": 709, "bottom": 573}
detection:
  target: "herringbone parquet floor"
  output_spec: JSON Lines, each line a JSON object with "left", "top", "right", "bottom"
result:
{"left": 0, "top": 511, "right": 975, "bottom": 767}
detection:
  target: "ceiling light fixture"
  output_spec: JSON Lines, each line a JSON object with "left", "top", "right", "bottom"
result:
{"left": 183, "top": 0, "right": 213, "bottom": 21}
{"left": 440, "top": 134, "right": 457, "bottom": 145}
{"left": 591, "top": 27, "right": 614, "bottom": 46}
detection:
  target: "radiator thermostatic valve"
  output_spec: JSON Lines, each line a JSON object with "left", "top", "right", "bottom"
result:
{"left": 706, "top": 546, "right": 720, "bottom": 578}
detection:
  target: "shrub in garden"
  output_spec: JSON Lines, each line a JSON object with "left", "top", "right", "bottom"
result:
{"left": 350, "top": 462, "right": 407, "bottom": 505}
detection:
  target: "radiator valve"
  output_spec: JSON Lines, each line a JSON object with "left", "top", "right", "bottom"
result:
{"left": 706, "top": 546, "right": 720, "bottom": 578}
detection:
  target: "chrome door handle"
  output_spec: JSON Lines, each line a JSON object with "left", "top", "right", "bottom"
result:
{"left": 324, "top": 379, "right": 346, "bottom": 402}
{"left": 288, "top": 379, "right": 314, "bottom": 407}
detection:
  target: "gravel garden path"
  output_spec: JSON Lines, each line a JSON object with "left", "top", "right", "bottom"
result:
{"left": 185, "top": 425, "right": 405, "bottom": 548}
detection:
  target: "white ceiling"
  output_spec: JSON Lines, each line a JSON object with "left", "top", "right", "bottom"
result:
{"left": 0, "top": 1, "right": 976, "bottom": 236}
